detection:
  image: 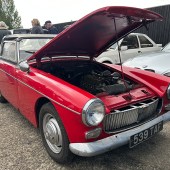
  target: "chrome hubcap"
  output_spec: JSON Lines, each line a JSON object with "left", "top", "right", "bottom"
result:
{"left": 43, "top": 113, "right": 62, "bottom": 153}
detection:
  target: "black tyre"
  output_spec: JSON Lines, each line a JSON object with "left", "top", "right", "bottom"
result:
{"left": 102, "top": 61, "right": 112, "bottom": 64}
{"left": 0, "top": 92, "right": 7, "bottom": 103}
{"left": 39, "top": 102, "right": 74, "bottom": 164}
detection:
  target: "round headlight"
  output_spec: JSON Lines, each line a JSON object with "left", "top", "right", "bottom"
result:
{"left": 167, "top": 85, "right": 170, "bottom": 99}
{"left": 82, "top": 99, "right": 105, "bottom": 126}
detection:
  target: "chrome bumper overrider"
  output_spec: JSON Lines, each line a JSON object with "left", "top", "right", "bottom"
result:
{"left": 69, "top": 111, "right": 170, "bottom": 157}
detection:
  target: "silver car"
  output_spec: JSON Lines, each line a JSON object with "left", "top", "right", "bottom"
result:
{"left": 97, "top": 33, "right": 162, "bottom": 64}
{"left": 123, "top": 42, "right": 170, "bottom": 77}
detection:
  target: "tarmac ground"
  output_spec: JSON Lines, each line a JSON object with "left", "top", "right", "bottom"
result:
{"left": 0, "top": 103, "right": 170, "bottom": 170}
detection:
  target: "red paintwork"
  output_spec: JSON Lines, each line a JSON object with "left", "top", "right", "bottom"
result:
{"left": 0, "top": 58, "right": 170, "bottom": 143}
{"left": 0, "top": 7, "right": 169, "bottom": 144}
{"left": 28, "top": 6, "right": 162, "bottom": 61}
{"left": 113, "top": 65, "right": 170, "bottom": 98}
{"left": 100, "top": 87, "right": 155, "bottom": 111}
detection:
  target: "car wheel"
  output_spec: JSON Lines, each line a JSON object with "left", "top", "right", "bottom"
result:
{"left": 39, "top": 102, "right": 74, "bottom": 163}
{"left": 0, "top": 92, "right": 7, "bottom": 103}
{"left": 102, "top": 61, "right": 112, "bottom": 64}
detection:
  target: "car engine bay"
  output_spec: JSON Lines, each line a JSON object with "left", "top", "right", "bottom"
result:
{"left": 39, "top": 60, "right": 137, "bottom": 95}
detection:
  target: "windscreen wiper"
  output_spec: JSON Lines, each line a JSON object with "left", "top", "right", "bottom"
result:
{"left": 24, "top": 50, "right": 36, "bottom": 54}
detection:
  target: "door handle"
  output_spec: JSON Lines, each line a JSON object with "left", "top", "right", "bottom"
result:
{"left": 138, "top": 51, "right": 142, "bottom": 53}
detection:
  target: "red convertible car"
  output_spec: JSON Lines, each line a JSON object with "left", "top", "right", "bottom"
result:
{"left": 0, "top": 6, "right": 170, "bottom": 163}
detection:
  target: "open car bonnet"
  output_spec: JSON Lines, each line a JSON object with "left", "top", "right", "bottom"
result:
{"left": 28, "top": 6, "right": 162, "bottom": 61}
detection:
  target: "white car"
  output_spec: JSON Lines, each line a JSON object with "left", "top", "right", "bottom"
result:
{"left": 96, "top": 33, "right": 162, "bottom": 64}
{"left": 123, "top": 42, "right": 170, "bottom": 77}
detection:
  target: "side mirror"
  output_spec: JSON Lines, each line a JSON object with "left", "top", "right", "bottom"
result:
{"left": 19, "top": 61, "right": 30, "bottom": 72}
{"left": 120, "top": 46, "right": 128, "bottom": 51}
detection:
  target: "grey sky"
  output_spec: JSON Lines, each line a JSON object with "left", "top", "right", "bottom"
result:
{"left": 14, "top": 0, "right": 170, "bottom": 28}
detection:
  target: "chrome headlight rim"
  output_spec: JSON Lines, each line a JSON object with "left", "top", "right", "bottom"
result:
{"left": 167, "top": 84, "right": 170, "bottom": 99}
{"left": 82, "top": 98, "right": 105, "bottom": 127}
{"left": 163, "top": 72, "right": 170, "bottom": 77}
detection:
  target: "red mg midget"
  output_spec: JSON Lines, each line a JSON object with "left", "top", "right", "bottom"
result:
{"left": 0, "top": 6, "right": 170, "bottom": 163}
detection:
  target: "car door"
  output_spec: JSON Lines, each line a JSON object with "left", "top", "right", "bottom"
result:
{"left": 0, "top": 41, "right": 19, "bottom": 108}
{"left": 120, "top": 34, "right": 140, "bottom": 62}
{"left": 138, "top": 34, "right": 159, "bottom": 54}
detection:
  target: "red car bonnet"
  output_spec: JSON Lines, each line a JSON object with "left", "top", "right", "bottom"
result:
{"left": 27, "top": 6, "right": 163, "bottom": 61}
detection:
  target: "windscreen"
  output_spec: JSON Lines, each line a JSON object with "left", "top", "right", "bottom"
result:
{"left": 19, "top": 38, "right": 52, "bottom": 61}
{"left": 110, "top": 43, "right": 117, "bottom": 49}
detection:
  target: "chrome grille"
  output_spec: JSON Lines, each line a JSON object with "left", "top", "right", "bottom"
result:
{"left": 104, "top": 98, "right": 160, "bottom": 132}
{"left": 138, "top": 99, "right": 159, "bottom": 121}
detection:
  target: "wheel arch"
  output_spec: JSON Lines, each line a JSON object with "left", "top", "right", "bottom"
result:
{"left": 97, "top": 57, "right": 113, "bottom": 64}
{"left": 35, "top": 97, "right": 51, "bottom": 127}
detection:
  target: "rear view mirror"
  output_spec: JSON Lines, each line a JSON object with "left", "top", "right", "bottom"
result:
{"left": 120, "top": 46, "right": 128, "bottom": 51}
{"left": 19, "top": 61, "right": 30, "bottom": 72}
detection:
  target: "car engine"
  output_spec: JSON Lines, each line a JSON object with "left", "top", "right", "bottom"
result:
{"left": 79, "top": 70, "right": 133, "bottom": 95}
{"left": 40, "top": 60, "right": 135, "bottom": 95}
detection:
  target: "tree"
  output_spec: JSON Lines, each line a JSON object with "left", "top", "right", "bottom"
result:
{"left": 0, "top": 0, "right": 22, "bottom": 29}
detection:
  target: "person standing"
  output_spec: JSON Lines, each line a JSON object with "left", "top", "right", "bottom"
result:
{"left": 31, "top": 19, "right": 44, "bottom": 34}
{"left": 0, "top": 21, "right": 11, "bottom": 43}
{"left": 44, "top": 20, "right": 58, "bottom": 34}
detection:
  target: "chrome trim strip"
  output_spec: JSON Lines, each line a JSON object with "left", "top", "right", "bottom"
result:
{"left": 0, "top": 68, "right": 81, "bottom": 115}
{"left": 16, "top": 41, "right": 20, "bottom": 62}
{"left": 0, "top": 68, "right": 17, "bottom": 80}
{"left": 69, "top": 111, "right": 170, "bottom": 157}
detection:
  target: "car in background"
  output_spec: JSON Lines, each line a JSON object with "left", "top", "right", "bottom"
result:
{"left": 10, "top": 28, "right": 31, "bottom": 34}
{"left": 97, "top": 33, "right": 162, "bottom": 64}
{"left": 10, "top": 28, "right": 49, "bottom": 34}
{"left": 123, "top": 42, "right": 170, "bottom": 77}
{"left": 0, "top": 7, "right": 170, "bottom": 164}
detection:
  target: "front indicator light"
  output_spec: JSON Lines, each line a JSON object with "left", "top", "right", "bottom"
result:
{"left": 85, "top": 128, "right": 102, "bottom": 139}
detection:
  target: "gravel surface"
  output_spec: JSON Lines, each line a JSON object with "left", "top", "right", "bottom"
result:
{"left": 0, "top": 103, "right": 170, "bottom": 170}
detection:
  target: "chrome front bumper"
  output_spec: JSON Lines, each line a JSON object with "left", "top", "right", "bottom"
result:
{"left": 69, "top": 111, "right": 170, "bottom": 157}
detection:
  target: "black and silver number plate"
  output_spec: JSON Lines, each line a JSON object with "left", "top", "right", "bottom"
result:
{"left": 129, "top": 121, "right": 163, "bottom": 148}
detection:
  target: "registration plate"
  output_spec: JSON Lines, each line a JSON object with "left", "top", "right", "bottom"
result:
{"left": 129, "top": 121, "right": 163, "bottom": 148}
